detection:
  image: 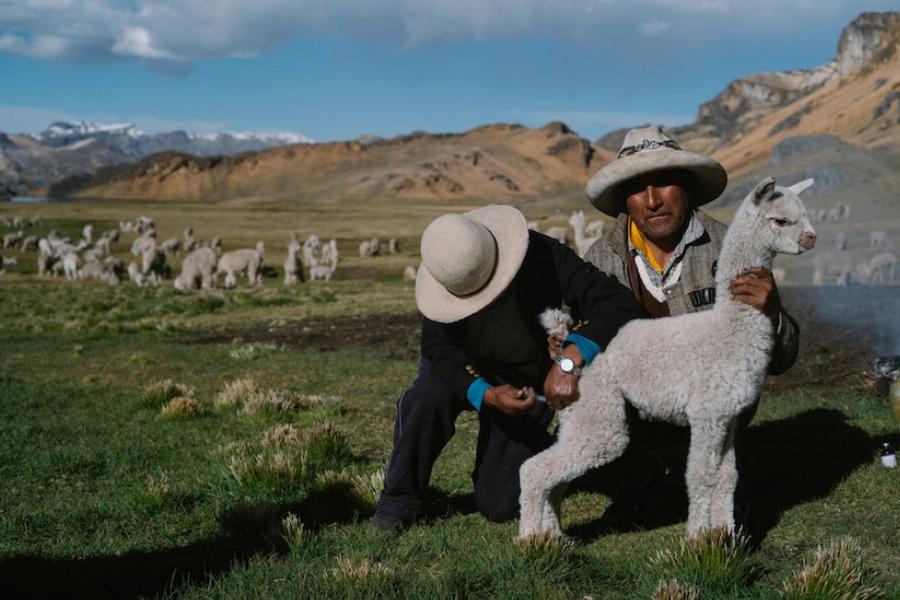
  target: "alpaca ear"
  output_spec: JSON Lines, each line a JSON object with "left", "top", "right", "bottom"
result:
{"left": 752, "top": 177, "right": 776, "bottom": 205}
{"left": 787, "top": 178, "right": 814, "bottom": 195}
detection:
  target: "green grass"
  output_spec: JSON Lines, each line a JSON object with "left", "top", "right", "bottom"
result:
{"left": 1, "top": 200, "right": 899, "bottom": 598}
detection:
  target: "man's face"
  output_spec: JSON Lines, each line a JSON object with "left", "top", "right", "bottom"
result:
{"left": 621, "top": 169, "right": 691, "bottom": 243}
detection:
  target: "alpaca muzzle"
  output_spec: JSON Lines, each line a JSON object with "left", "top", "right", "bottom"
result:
{"left": 799, "top": 231, "right": 816, "bottom": 250}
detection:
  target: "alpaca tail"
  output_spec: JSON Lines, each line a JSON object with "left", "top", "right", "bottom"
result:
{"left": 539, "top": 307, "right": 573, "bottom": 338}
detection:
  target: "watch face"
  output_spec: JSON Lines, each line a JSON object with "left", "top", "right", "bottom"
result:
{"left": 560, "top": 357, "right": 575, "bottom": 373}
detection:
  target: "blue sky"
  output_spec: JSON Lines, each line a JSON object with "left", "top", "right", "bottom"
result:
{"left": 1, "top": 1, "right": 898, "bottom": 142}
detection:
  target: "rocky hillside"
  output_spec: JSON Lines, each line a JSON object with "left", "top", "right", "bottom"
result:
{"left": 52, "top": 122, "right": 612, "bottom": 203}
{"left": 598, "top": 12, "right": 900, "bottom": 159}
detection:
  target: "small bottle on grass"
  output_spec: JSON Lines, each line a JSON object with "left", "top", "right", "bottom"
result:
{"left": 880, "top": 442, "right": 897, "bottom": 469}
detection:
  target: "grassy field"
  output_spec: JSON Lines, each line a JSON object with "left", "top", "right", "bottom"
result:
{"left": 1, "top": 198, "right": 899, "bottom": 599}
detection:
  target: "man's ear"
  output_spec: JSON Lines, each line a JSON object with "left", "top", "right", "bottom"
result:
{"left": 752, "top": 177, "right": 776, "bottom": 205}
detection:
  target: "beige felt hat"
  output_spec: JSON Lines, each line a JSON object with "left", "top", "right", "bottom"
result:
{"left": 585, "top": 125, "right": 727, "bottom": 216}
{"left": 416, "top": 205, "right": 528, "bottom": 323}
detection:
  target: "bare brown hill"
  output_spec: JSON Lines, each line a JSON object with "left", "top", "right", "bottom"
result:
{"left": 55, "top": 122, "right": 612, "bottom": 203}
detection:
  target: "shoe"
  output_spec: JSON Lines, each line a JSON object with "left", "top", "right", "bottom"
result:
{"left": 369, "top": 511, "right": 410, "bottom": 534}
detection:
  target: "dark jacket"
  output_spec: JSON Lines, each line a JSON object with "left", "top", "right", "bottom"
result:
{"left": 584, "top": 211, "right": 800, "bottom": 375}
{"left": 421, "top": 230, "right": 644, "bottom": 399}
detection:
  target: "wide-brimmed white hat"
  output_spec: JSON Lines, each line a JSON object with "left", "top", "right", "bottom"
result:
{"left": 585, "top": 125, "right": 727, "bottom": 216}
{"left": 416, "top": 205, "right": 528, "bottom": 323}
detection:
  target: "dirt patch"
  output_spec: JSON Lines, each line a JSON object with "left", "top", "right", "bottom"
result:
{"left": 185, "top": 285, "right": 899, "bottom": 385}
{"left": 189, "top": 312, "right": 422, "bottom": 360}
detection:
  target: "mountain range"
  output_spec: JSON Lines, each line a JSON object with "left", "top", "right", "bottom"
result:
{"left": 13, "top": 11, "right": 900, "bottom": 207}
{"left": 0, "top": 121, "right": 312, "bottom": 196}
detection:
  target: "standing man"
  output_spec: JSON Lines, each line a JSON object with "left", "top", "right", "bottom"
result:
{"left": 371, "top": 205, "right": 643, "bottom": 531}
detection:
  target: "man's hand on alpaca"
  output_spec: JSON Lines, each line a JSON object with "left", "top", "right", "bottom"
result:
{"left": 544, "top": 344, "right": 583, "bottom": 410}
{"left": 731, "top": 267, "right": 781, "bottom": 326}
{"left": 484, "top": 384, "right": 536, "bottom": 416}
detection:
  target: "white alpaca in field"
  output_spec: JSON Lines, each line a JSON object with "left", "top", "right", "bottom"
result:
{"left": 403, "top": 265, "right": 417, "bottom": 281}
{"left": 284, "top": 235, "right": 304, "bottom": 285}
{"left": 569, "top": 210, "right": 602, "bottom": 257}
{"left": 856, "top": 251, "right": 897, "bottom": 283}
{"left": 321, "top": 239, "right": 338, "bottom": 268}
{"left": 303, "top": 234, "right": 321, "bottom": 269}
{"left": 518, "top": 177, "right": 816, "bottom": 541}
{"left": 174, "top": 247, "right": 218, "bottom": 291}
{"left": 218, "top": 241, "right": 265, "bottom": 288}
{"left": 869, "top": 230, "right": 893, "bottom": 250}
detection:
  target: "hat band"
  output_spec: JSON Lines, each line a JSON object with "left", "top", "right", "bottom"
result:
{"left": 618, "top": 139, "right": 682, "bottom": 159}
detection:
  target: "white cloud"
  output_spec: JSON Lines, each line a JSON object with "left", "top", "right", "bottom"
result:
{"left": 639, "top": 18, "right": 671, "bottom": 36}
{"left": 0, "top": 0, "right": 881, "bottom": 68}
{"left": 112, "top": 26, "right": 180, "bottom": 60}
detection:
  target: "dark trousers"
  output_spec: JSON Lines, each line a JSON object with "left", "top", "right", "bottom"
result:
{"left": 377, "top": 359, "right": 554, "bottom": 522}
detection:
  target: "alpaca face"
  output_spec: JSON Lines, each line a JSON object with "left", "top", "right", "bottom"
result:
{"left": 750, "top": 177, "right": 817, "bottom": 256}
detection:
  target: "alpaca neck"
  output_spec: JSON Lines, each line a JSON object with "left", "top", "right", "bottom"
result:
{"left": 714, "top": 206, "right": 775, "bottom": 301}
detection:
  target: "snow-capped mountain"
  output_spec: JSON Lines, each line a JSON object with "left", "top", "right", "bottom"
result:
{"left": 30, "top": 120, "right": 312, "bottom": 155}
{"left": 0, "top": 120, "right": 313, "bottom": 195}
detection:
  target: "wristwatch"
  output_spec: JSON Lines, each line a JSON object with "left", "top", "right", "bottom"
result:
{"left": 555, "top": 355, "right": 582, "bottom": 376}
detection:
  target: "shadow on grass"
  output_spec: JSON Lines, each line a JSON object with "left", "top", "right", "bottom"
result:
{"left": 568, "top": 408, "right": 882, "bottom": 544}
{"left": 0, "top": 488, "right": 366, "bottom": 600}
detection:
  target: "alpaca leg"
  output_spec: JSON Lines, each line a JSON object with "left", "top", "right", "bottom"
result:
{"left": 710, "top": 421, "right": 738, "bottom": 532}
{"left": 519, "top": 390, "right": 628, "bottom": 540}
{"left": 685, "top": 420, "right": 729, "bottom": 537}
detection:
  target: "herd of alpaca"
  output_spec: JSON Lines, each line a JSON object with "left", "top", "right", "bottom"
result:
{"left": 0, "top": 212, "right": 387, "bottom": 289}
{"left": 519, "top": 177, "right": 817, "bottom": 540}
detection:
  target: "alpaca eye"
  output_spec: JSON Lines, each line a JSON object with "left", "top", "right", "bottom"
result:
{"left": 769, "top": 217, "right": 791, "bottom": 227}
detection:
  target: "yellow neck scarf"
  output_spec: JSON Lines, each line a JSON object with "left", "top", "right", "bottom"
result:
{"left": 629, "top": 219, "right": 664, "bottom": 273}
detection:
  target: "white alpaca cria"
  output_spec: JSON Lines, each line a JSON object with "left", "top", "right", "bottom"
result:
{"left": 174, "top": 247, "right": 218, "bottom": 291}
{"left": 518, "top": 177, "right": 817, "bottom": 541}
{"left": 218, "top": 241, "right": 265, "bottom": 288}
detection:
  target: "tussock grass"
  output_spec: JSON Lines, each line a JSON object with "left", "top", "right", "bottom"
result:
{"left": 215, "top": 376, "right": 258, "bottom": 407}
{"left": 144, "top": 471, "right": 172, "bottom": 500}
{"left": 650, "top": 527, "right": 757, "bottom": 596}
{"left": 328, "top": 556, "right": 393, "bottom": 582}
{"left": 280, "top": 512, "right": 306, "bottom": 550}
{"left": 215, "top": 377, "right": 307, "bottom": 414}
{"left": 225, "top": 421, "right": 354, "bottom": 498}
{"left": 160, "top": 396, "right": 206, "bottom": 419}
{"left": 653, "top": 579, "right": 700, "bottom": 600}
{"left": 142, "top": 379, "right": 196, "bottom": 408}
{"left": 781, "top": 537, "right": 882, "bottom": 600}
{"left": 314, "top": 469, "right": 384, "bottom": 512}
{"left": 261, "top": 423, "right": 301, "bottom": 448}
